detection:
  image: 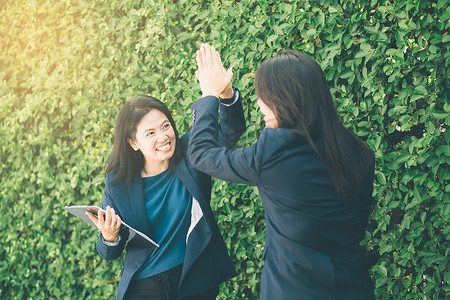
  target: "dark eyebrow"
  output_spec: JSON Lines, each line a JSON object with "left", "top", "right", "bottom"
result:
{"left": 160, "top": 119, "right": 170, "bottom": 127}
{"left": 142, "top": 119, "right": 170, "bottom": 134}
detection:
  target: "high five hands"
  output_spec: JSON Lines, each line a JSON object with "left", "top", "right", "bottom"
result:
{"left": 196, "top": 43, "right": 234, "bottom": 99}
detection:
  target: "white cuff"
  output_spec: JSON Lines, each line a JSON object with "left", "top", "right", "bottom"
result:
{"left": 101, "top": 234, "right": 121, "bottom": 246}
{"left": 219, "top": 88, "right": 240, "bottom": 106}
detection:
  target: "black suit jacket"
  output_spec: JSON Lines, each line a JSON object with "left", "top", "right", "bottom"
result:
{"left": 188, "top": 96, "right": 375, "bottom": 300}
{"left": 96, "top": 97, "right": 245, "bottom": 300}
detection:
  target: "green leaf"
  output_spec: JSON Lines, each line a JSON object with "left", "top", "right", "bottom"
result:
{"left": 401, "top": 215, "right": 412, "bottom": 229}
{"left": 378, "top": 265, "right": 388, "bottom": 277}
{"left": 1, "top": 1, "right": 447, "bottom": 299}
{"left": 415, "top": 85, "right": 428, "bottom": 95}
{"left": 420, "top": 212, "right": 426, "bottom": 224}
{"left": 437, "top": 0, "right": 447, "bottom": 9}
{"left": 340, "top": 70, "right": 354, "bottom": 79}
{"left": 377, "top": 171, "right": 387, "bottom": 185}
{"left": 432, "top": 111, "right": 449, "bottom": 119}
{"left": 267, "top": 35, "right": 277, "bottom": 46}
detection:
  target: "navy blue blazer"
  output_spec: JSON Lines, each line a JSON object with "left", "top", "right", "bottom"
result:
{"left": 96, "top": 98, "right": 245, "bottom": 300}
{"left": 188, "top": 97, "right": 375, "bottom": 300}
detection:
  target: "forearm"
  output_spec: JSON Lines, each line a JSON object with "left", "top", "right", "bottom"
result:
{"left": 96, "top": 228, "right": 127, "bottom": 261}
{"left": 96, "top": 186, "right": 127, "bottom": 260}
{"left": 218, "top": 88, "right": 246, "bottom": 148}
{"left": 188, "top": 97, "right": 258, "bottom": 185}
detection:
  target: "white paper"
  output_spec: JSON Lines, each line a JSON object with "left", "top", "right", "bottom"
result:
{"left": 64, "top": 205, "right": 159, "bottom": 248}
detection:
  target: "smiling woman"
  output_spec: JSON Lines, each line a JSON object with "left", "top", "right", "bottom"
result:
{"left": 86, "top": 92, "right": 246, "bottom": 300}
{"left": 1, "top": 0, "right": 447, "bottom": 299}
{"left": 127, "top": 106, "right": 177, "bottom": 177}
{"left": 104, "top": 96, "right": 182, "bottom": 188}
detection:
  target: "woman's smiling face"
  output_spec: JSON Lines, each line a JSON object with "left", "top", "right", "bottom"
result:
{"left": 128, "top": 109, "right": 176, "bottom": 171}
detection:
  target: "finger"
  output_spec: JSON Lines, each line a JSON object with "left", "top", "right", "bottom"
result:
{"left": 115, "top": 215, "right": 122, "bottom": 228}
{"left": 215, "top": 50, "right": 222, "bottom": 64}
{"left": 211, "top": 47, "right": 221, "bottom": 69}
{"left": 110, "top": 207, "right": 117, "bottom": 227}
{"left": 200, "top": 44, "right": 207, "bottom": 62}
{"left": 216, "top": 51, "right": 227, "bottom": 75}
{"left": 225, "top": 67, "right": 233, "bottom": 82}
{"left": 86, "top": 212, "right": 99, "bottom": 228}
{"left": 195, "top": 70, "right": 199, "bottom": 80}
{"left": 105, "top": 206, "right": 112, "bottom": 227}
{"left": 211, "top": 45, "right": 216, "bottom": 63}
{"left": 204, "top": 44, "right": 213, "bottom": 69}
{"left": 196, "top": 51, "right": 203, "bottom": 71}
{"left": 196, "top": 50, "right": 202, "bottom": 65}
{"left": 199, "top": 45, "right": 207, "bottom": 70}
{"left": 97, "top": 209, "right": 105, "bottom": 227}
{"left": 200, "top": 44, "right": 208, "bottom": 66}
{"left": 215, "top": 50, "right": 226, "bottom": 73}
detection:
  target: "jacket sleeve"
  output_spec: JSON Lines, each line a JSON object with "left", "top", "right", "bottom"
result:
{"left": 217, "top": 90, "right": 246, "bottom": 149}
{"left": 95, "top": 178, "right": 129, "bottom": 261}
{"left": 188, "top": 96, "right": 264, "bottom": 186}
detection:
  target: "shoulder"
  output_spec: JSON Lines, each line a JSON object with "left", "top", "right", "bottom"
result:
{"left": 255, "top": 128, "right": 320, "bottom": 174}
{"left": 174, "top": 133, "right": 190, "bottom": 158}
{"left": 258, "top": 128, "right": 308, "bottom": 152}
{"left": 174, "top": 133, "right": 195, "bottom": 172}
{"left": 260, "top": 128, "right": 299, "bottom": 140}
{"left": 105, "top": 173, "right": 115, "bottom": 186}
{"left": 104, "top": 172, "right": 136, "bottom": 192}
{"left": 175, "top": 133, "right": 211, "bottom": 185}
{"left": 179, "top": 132, "right": 190, "bottom": 145}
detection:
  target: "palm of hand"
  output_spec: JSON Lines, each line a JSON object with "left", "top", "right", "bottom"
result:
{"left": 196, "top": 44, "right": 233, "bottom": 98}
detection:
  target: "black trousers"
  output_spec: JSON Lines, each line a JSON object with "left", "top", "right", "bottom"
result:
{"left": 124, "top": 264, "right": 219, "bottom": 300}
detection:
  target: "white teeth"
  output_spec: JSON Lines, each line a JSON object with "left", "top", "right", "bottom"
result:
{"left": 157, "top": 143, "right": 170, "bottom": 151}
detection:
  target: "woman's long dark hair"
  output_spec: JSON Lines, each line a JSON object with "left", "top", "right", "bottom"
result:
{"left": 106, "top": 95, "right": 181, "bottom": 187}
{"left": 255, "top": 50, "right": 374, "bottom": 198}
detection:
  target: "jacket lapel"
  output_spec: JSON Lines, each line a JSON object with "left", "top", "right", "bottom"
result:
{"left": 125, "top": 174, "right": 152, "bottom": 236}
{"left": 175, "top": 163, "right": 204, "bottom": 203}
{"left": 175, "top": 156, "right": 213, "bottom": 275}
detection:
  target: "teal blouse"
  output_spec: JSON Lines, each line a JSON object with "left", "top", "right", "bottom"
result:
{"left": 134, "top": 169, "right": 192, "bottom": 280}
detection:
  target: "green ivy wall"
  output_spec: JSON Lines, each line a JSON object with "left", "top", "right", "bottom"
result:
{"left": 0, "top": 0, "right": 448, "bottom": 299}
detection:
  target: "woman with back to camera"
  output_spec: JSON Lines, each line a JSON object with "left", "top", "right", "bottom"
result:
{"left": 86, "top": 79, "right": 245, "bottom": 299}
{"left": 188, "top": 44, "right": 375, "bottom": 299}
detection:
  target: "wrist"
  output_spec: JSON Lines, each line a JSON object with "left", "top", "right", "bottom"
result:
{"left": 219, "top": 85, "right": 234, "bottom": 99}
{"left": 101, "top": 234, "right": 121, "bottom": 247}
{"left": 103, "top": 234, "right": 119, "bottom": 243}
{"left": 202, "top": 93, "right": 220, "bottom": 98}
{"left": 219, "top": 87, "right": 239, "bottom": 106}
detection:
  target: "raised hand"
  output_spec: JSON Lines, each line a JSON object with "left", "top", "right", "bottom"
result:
{"left": 86, "top": 205, "right": 122, "bottom": 243}
{"left": 196, "top": 43, "right": 233, "bottom": 98}
{"left": 215, "top": 49, "right": 234, "bottom": 99}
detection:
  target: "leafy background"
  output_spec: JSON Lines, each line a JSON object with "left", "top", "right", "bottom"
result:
{"left": 0, "top": 0, "right": 448, "bottom": 299}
